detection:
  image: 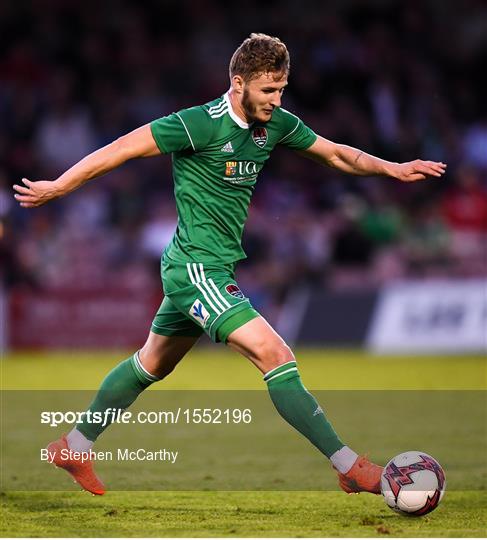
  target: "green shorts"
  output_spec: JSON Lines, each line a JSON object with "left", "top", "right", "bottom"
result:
{"left": 151, "top": 255, "right": 259, "bottom": 343}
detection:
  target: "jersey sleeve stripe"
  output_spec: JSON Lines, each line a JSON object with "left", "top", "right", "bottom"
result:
{"left": 208, "top": 101, "right": 226, "bottom": 114}
{"left": 278, "top": 117, "right": 300, "bottom": 144}
{"left": 209, "top": 105, "right": 228, "bottom": 119}
{"left": 175, "top": 112, "right": 196, "bottom": 151}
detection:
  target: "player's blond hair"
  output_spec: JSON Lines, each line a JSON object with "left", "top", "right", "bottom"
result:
{"left": 229, "top": 33, "right": 290, "bottom": 82}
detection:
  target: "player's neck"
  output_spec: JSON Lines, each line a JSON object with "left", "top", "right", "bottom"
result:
{"left": 227, "top": 89, "right": 250, "bottom": 124}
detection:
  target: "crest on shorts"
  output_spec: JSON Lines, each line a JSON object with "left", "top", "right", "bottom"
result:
{"left": 189, "top": 299, "right": 210, "bottom": 327}
{"left": 252, "top": 127, "right": 267, "bottom": 148}
{"left": 225, "top": 284, "right": 245, "bottom": 299}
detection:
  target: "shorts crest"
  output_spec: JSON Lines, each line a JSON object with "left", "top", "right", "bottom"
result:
{"left": 225, "top": 284, "right": 245, "bottom": 299}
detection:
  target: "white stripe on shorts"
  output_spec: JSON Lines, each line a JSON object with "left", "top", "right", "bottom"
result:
{"left": 209, "top": 278, "right": 231, "bottom": 308}
{"left": 186, "top": 262, "right": 236, "bottom": 316}
{"left": 186, "top": 263, "right": 197, "bottom": 284}
{"left": 186, "top": 262, "right": 221, "bottom": 315}
{"left": 191, "top": 263, "right": 227, "bottom": 311}
{"left": 196, "top": 282, "right": 221, "bottom": 314}
{"left": 201, "top": 280, "right": 225, "bottom": 311}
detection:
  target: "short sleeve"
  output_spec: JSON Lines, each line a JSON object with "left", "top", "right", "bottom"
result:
{"left": 277, "top": 109, "right": 317, "bottom": 150}
{"left": 150, "top": 106, "right": 212, "bottom": 154}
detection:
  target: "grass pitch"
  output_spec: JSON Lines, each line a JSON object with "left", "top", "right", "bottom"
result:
{"left": 2, "top": 490, "right": 486, "bottom": 537}
{"left": 1, "top": 348, "right": 486, "bottom": 537}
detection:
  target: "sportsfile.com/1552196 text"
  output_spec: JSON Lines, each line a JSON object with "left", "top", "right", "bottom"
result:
{"left": 40, "top": 408, "right": 253, "bottom": 427}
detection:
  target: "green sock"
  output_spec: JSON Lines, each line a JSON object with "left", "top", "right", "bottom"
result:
{"left": 77, "top": 352, "right": 158, "bottom": 441}
{"left": 265, "top": 361, "right": 344, "bottom": 458}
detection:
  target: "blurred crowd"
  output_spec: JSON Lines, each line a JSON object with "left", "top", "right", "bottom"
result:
{"left": 1, "top": 0, "right": 486, "bottom": 315}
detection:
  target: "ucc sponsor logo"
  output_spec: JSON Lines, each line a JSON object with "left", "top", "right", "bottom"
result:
{"left": 224, "top": 161, "right": 259, "bottom": 180}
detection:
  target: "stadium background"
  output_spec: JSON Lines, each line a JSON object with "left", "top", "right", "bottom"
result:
{"left": 1, "top": 0, "right": 486, "bottom": 351}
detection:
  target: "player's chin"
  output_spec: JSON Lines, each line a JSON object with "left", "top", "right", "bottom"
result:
{"left": 257, "top": 110, "right": 273, "bottom": 123}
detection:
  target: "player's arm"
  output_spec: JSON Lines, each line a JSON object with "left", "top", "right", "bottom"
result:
{"left": 299, "top": 135, "right": 447, "bottom": 182}
{"left": 13, "top": 124, "right": 161, "bottom": 208}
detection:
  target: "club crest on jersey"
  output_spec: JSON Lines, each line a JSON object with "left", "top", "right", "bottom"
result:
{"left": 189, "top": 299, "right": 210, "bottom": 327}
{"left": 252, "top": 127, "right": 267, "bottom": 148}
{"left": 225, "top": 161, "right": 237, "bottom": 176}
{"left": 225, "top": 284, "right": 245, "bottom": 299}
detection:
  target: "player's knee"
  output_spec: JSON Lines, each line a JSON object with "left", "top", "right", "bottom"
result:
{"left": 254, "top": 339, "right": 295, "bottom": 372}
{"left": 138, "top": 346, "right": 175, "bottom": 380}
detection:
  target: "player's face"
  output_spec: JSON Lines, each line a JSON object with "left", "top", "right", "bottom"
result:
{"left": 242, "top": 72, "right": 288, "bottom": 123}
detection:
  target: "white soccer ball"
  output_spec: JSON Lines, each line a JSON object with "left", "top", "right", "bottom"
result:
{"left": 381, "top": 451, "right": 446, "bottom": 516}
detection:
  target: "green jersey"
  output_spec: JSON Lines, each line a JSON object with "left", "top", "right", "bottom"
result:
{"left": 150, "top": 92, "right": 317, "bottom": 265}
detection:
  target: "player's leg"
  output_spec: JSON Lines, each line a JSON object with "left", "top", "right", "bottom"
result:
{"left": 225, "top": 316, "right": 347, "bottom": 460}
{"left": 69, "top": 291, "right": 203, "bottom": 448}
{"left": 225, "top": 316, "right": 382, "bottom": 494}
{"left": 48, "top": 295, "right": 203, "bottom": 494}
{"left": 70, "top": 331, "right": 199, "bottom": 447}
{"left": 173, "top": 262, "right": 367, "bottom": 486}
{"left": 165, "top": 260, "right": 381, "bottom": 493}
{"left": 48, "top": 332, "right": 199, "bottom": 495}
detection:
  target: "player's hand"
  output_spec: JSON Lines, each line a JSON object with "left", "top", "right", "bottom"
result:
{"left": 393, "top": 160, "right": 447, "bottom": 182}
{"left": 13, "top": 178, "right": 63, "bottom": 208}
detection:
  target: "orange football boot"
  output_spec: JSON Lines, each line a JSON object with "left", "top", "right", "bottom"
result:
{"left": 337, "top": 455, "right": 383, "bottom": 494}
{"left": 47, "top": 435, "right": 105, "bottom": 495}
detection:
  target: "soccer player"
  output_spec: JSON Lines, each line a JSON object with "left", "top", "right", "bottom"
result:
{"left": 13, "top": 33, "right": 446, "bottom": 496}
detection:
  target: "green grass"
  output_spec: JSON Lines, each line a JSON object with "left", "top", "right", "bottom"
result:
{"left": 2, "top": 348, "right": 486, "bottom": 390}
{"left": 1, "top": 491, "right": 486, "bottom": 537}
{"left": 1, "top": 348, "right": 486, "bottom": 537}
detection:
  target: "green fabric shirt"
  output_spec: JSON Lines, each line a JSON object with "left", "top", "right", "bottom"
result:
{"left": 150, "top": 92, "right": 317, "bottom": 265}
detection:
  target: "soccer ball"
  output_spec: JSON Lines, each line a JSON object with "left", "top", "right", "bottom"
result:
{"left": 381, "top": 451, "right": 446, "bottom": 516}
